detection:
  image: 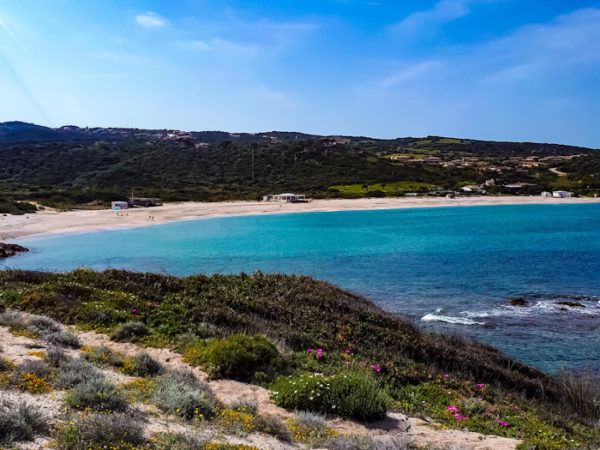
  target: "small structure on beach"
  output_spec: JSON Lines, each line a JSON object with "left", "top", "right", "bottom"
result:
{"left": 552, "top": 191, "right": 573, "bottom": 198}
{"left": 111, "top": 201, "right": 129, "bottom": 210}
{"left": 128, "top": 197, "right": 163, "bottom": 207}
{"left": 265, "top": 193, "right": 308, "bottom": 203}
{"left": 541, "top": 191, "right": 552, "bottom": 198}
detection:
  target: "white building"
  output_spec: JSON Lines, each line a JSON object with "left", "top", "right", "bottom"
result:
{"left": 552, "top": 191, "right": 573, "bottom": 198}
{"left": 267, "top": 193, "right": 307, "bottom": 203}
{"left": 111, "top": 201, "right": 129, "bottom": 210}
{"left": 541, "top": 191, "right": 552, "bottom": 198}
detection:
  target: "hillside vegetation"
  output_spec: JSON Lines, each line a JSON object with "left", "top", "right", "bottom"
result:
{"left": 1, "top": 122, "right": 599, "bottom": 212}
{"left": 1, "top": 269, "right": 599, "bottom": 449}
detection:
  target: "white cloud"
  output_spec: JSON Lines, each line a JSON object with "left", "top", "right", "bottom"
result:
{"left": 391, "top": 0, "right": 472, "bottom": 37}
{"left": 377, "top": 60, "right": 443, "bottom": 87}
{"left": 188, "top": 38, "right": 260, "bottom": 58}
{"left": 135, "top": 12, "right": 168, "bottom": 29}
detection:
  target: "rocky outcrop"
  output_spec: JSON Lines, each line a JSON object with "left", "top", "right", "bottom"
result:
{"left": 0, "top": 243, "right": 29, "bottom": 258}
{"left": 508, "top": 297, "right": 528, "bottom": 306}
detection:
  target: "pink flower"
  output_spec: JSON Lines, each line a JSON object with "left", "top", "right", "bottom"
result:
{"left": 317, "top": 349, "right": 322, "bottom": 352}
{"left": 497, "top": 420, "right": 503, "bottom": 424}
{"left": 447, "top": 405, "right": 460, "bottom": 413}
{"left": 131, "top": 308, "right": 137, "bottom": 313}
{"left": 370, "top": 365, "right": 381, "bottom": 372}
{"left": 344, "top": 349, "right": 350, "bottom": 354}
{"left": 421, "top": 403, "right": 427, "bottom": 407}
{"left": 134, "top": 314, "right": 140, "bottom": 318}
{"left": 344, "top": 361, "right": 350, "bottom": 366}
{"left": 307, "top": 349, "right": 314, "bottom": 353}
{"left": 476, "top": 383, "right": 485, "bottom": 387}
{"left": 514, "top": 406, "right": 520, "bottom": 411}
{"left": 502, "top": 422, "right": 509, "bottom": 427}
{"left": 443, "top": 374, "right": 448, "bottom": 378}
{"left": 454, "top": 414, "right": 463, "bottom": 420}
{"left": 360, "top": 361, "right": 366, "bottom": 366}
{"left": 463, "top": 417, "right": 469, "bottom": 421}
{"left": 517, "top": 431, "right": 521, "bottom": 435}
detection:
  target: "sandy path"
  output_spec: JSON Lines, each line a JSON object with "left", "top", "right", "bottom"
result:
{"left": 1, "top": 196, "right": 599, "bottom": 242}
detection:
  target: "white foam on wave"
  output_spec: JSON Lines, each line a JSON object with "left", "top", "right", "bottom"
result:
{"left": 463, "top": 299, "right": 600, "bottom": 320}
{"left": 421, "top": 313, "right": 485, "bottom": 326}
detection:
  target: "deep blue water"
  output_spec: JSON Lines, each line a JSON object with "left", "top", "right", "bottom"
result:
{"left": 2, "top": 204, "right": 600, "bottom": 373}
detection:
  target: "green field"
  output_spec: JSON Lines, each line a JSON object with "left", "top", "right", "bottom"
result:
{"left": 329, "top": 181, "right": 437, "bottom": 195}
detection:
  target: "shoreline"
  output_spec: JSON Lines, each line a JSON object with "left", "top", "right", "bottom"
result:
{"left": 1, "top": 196, "right": 600, "bottom": 242}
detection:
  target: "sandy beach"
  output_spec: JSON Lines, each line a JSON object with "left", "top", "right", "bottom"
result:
{"left": 1, "top": 196, "right": 599, "bottom": 242}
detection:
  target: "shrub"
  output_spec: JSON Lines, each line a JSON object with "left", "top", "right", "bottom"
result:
{"left": 57, "top": 412, "right": 146, "bottom": 449}
{"left": 188, "top": 334, "right": 285, "bottom": 382}
{"left": 214, "top": 407, "right": 255, "bottom": 435}
{"left": 82, "top": 345, "right": 122, "bottom": 367}
{"left": 0, "top": 401, "right": 49, "bottom": 445}
{"left": 44, "top": 330, "right": 80, "bottom": 348}
{"left": 272, "top": 371, "right": 389, "bottom": 422}
{"left": 152, "top": 372, "right": 217, "bottom": 420}
{"left": 325, "top": 435, "right": 418, "bottom": 450}
{"left": 66, "top": 378, "right": 128, "bottom": 411}
{"left": 151, "top": 432, "right": 210, "bottom": 449}
{"left": 0, "top": 356, "right": 14, "bottom": 372}
{"left": 56, "top": 358, "right": 102, "bottom": 388}
{"left": 12, "top": 359, "right": 52, "bottom": 393}
{"left": 287, "top": 410, "right": 338, "bottom": 444}
{"left": 121, "top": 353, "right": 163, "bottom": 377}
{"left": 27, "top": 314, "right": 61, "bottom": 335}
{"left": 250, "top": 414, "right": 292, "bottom": 441}
{"left": 111, "top": 321, "right": 149, "bottom": 342}
{"left": 230, "top": 399, "right": 258, "bottom": 415}
{"left": 45, "top": 345, "right": 67, "bottom": 367}
{"left": 556, "top": 369, "right": 600, "bottom": 424}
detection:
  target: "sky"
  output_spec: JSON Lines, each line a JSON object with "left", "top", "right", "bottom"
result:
{"left": 0, "top": 1, "right": 599, "bottom": 147}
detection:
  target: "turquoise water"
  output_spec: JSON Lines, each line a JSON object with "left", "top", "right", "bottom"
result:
{"left": 2, "top": 204, "right": 600, "bottom": 373}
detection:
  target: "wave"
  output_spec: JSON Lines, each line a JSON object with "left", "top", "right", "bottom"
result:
{"left": 421, "top": 313, "right": 485, "bottom": 326}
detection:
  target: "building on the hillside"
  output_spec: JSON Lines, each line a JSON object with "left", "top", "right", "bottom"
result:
{"left": 128, "top": 197, "right": 163, "bottom": 207}
{"left": 552, "top": 191, "right": 573, "bottom": 198}
{"left": 111, "top": 201, "right": 129, "bottom": 210}
{"left": 461, "top": 185, "right": 485, "bottom": 193}
{"left": 266, "top": 193, "right": 308, "bottom": 203}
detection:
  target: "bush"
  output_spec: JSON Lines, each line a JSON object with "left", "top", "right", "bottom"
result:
{"left": 152, "top": 372, "right": 217, "bottom": 420}
{"left": 66, "top": 378, "right": 128, "bottom": 411}
{"left": 56, "top": 358, "right": 102, "bottom": 388}
{"left": 0, "top": 401, "right": 49, "bottom": 445}
{"left": 556, "top": 369, "right": 600, "bottom": 424}
{"left": 230, "top": 399, "right": 258, "bottom": 415}
{"left": 272, "top": 371, "right": 389, "bottom": 422}
{"left": 82, "top": 345, "right": 122, "bottom": 367}
{"left": 44, "top": 330, "right": 80, "bottom": 348}
{"left": 122, "top": 353, "right": 163, "bottom": 377}
{"left": 57, "top": 412, "right": 146, "bottom": 449}
{"left": 251, "top": 415, "right": 292, "bottom": 441}
{"left": 28, "top": 315, "right": 61, "bottom": 335}
{"left": 111, "top": 321, "right": 149, "bottom": 342}
{"left": 326, "top": 435, "right": 418, "bottom": 450}
{"left": 0, "top": 356, "right": 14, "bottom": 372}
{"left": 188, "top": 334, "right": 285, "bottom": 382}
{"left": 287, "top": 410, "right": 337, "bottom": 444}
{"left": 151, "top": 432, "right": 210, "bottom": 449}
{"left": 45, "top": 345, "right": 67, "bottom": 367}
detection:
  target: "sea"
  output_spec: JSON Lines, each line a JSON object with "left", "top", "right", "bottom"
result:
{"left": 2, "top": 204, "right": 599, "bottom": 373}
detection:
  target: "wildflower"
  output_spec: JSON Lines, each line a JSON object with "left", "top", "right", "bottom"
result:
{"left": 344, "top": 349, "right": 350, "bottom": 354}
{"left": 443, "top": 374, "right": 449, "bottom": 378}
{"left": 131, "top": 308, "right": 137, "bottom": 313}
{"left": 344, "top": 361, "right": 350, "bottom": 366}
{"left": 454, "top": 414, "right": 463, "bottom": 420}
{"left": 360, "top": 361, "right": 366, "bottom": 366}
{"left": 370, "top": 365, "right": 381, "bottom": 372}
{"left": 307, "top": 349, "right": 314, "bottom": 353}
{"left": 476, "top": 383, "right": 485, "bottom": 387}
{"left": 446, "top": 405, "right": 460, "bottom": 413}
{"left": 502, "top": 422, "right": 509, "bottom": 427}
{"left": 514, "top": 406, "right": 520, "bottom": 411}
{"left": 421, "top": 403, "right": 427, "bottom": 407}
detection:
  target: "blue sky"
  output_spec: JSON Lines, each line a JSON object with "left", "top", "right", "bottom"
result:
{"left": 0, "top": 1, "right": 599, "bottom": 147}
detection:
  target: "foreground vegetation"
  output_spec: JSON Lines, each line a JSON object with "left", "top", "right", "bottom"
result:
{"left": 0, "top": 269, "right": 599, "bottom": 449}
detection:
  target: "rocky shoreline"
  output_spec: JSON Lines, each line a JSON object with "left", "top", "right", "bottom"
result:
{"left": 0, "top": 243, "right": 29, "bottom": 258}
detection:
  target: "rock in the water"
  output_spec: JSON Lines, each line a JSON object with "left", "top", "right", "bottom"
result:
{"left": 0, "top": 243, "right": 29, "bottom": 258}
{"left": 556, "top": 301, "right": 585, "bottom": 308}
{"left": 508, "top": 297, "right": 528, "bottom": 306}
